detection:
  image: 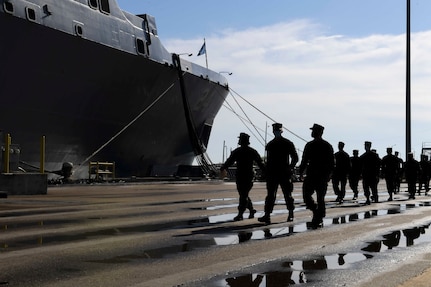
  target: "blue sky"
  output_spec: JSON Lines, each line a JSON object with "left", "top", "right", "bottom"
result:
{"left": 116, "top": 1, "right": 431, "bottom": 163}
{"left": 117, "top": 0, "right": 431, "bottom": 37}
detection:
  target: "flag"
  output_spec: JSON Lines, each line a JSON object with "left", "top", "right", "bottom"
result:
{"left": 197, "top": 42, "right": 206, "bottom": 56}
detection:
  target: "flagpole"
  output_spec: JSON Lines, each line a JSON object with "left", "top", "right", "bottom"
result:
{"left": 204, "top": 38, "right": 208, "bottom": 69}
{"left": 197, "top": 38, "right": 208, "bottom": 69}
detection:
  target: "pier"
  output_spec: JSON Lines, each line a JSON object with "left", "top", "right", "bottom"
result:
{"left": 1, "top": 181, "right": 431, "bottom": 286}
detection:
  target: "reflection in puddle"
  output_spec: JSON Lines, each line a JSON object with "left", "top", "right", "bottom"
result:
{"left": 210, "top": 224, "right": 431, "bottom": 286}
{"left": 86, "top": 213, "right": 431, "bottom": 267}
{"left": 209, "top": 223, "right": 431, "bottom": 286}
{"left": 209, "top": 253, "right": 373, "bottom": 286}
{"left": 225, "top": 271, "right": 305, "bottom": 286}
{"left": 0, "top": 205, "right": 417, "bottom": 254}
{"left": 362, "top": 223, "right": 431, "bottom": 252}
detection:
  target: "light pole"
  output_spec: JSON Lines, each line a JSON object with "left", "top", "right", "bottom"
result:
{"left": 406, "top": 0, "right": 411, "bottom": 160}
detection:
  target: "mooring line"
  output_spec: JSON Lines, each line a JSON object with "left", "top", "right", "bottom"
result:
{"left": 77, "top": 82, "right": 176, "bottom": 169}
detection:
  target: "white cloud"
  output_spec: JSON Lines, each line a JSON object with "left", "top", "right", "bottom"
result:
{"left": 166, "top": 20, "right": 431, "bottom": 162}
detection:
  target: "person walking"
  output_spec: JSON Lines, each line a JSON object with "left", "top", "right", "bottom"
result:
{"left": 404, "top": 152, "right": 421, "bottom": 200}
{"left": 332, "top": 141, "right": 351, "bottom": 203}
{"left": 220, "top": 133, "right": 266, "bottom": 221}
{"left": 394, "top": 151, "right": 404, "bottom": 194}
{"left": 418, "top": 155, "right": 430, "bottom": 195}
{"left": 381, "top": 147, "right": 399, "bottom": 201}
{"left": 299, "top": 123, "right": 334, "bottom": 228}
{"left": 349, "top": 150, "right": 361, "bottom": 200}
{"left": 258, "top": 123, "right": 298, "bottom": 225}
{"left": 359, "top": 141, "right": 381, "bottom": 204}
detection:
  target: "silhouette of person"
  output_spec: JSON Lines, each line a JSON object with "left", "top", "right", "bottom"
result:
{"left": 394, "top": 151, "right": 404, "bottom": 194}
{"left": 381, "top": 147, "right": 399, "bottom": 201}
{"left": 221, "top": 132, "right": 266, "bottom": 221}
{"left": 403, "top": 227, "right": 421, "bottom": 246}
{"left": 226, "top": 274, "right": 263, "bottom": 287}
{"left": 418, "top": 155, "right": 431, "bottom": 195}
{"left": 299, "top": 123, "right": 334, "bottom": 228}
{"left": 359, "top": 141, "right": 381, "bottom": 204}
{"left": 332, "top": 141, "right": 351, "bottom": 203}
{"left": 349, "top": 149, "right": 361, "bottom": 200}
{"left": 382, "top": 230, "right": 401, "bottom": 249}
{"left": 404, "top": 152, "right": 421, "bottom": 199}
{"left": 258, "top": 123, "right": 298, "bottom": 224}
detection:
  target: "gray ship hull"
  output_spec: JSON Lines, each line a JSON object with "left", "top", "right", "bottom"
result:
{"left": 0, "top": 2, "right": 229, "bottom": 178}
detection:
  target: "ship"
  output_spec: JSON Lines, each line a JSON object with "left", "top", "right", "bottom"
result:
{"left": 0, "top": 0, "right": 229, "bottom": 178}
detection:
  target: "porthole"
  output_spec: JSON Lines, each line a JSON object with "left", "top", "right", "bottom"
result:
{"left": 25, "top": 7, "right": 36, "bottom": 22}
{"left": 136, "top": 38, "right": 147, "bottom": 56}
{"left": 3, "top": 1, "right": 13, "bottom": 14}
{"left": 75, "top": 25, "right": 83, "bottom": 37}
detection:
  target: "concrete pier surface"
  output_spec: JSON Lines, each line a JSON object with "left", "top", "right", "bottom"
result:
{"left": 1, "top": 180, "right": 431, "bottom": 286}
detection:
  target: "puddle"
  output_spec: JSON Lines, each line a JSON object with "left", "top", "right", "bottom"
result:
{"left": 1, "top": 201, "right": 430, "bottom": 264}
{"left": 0, "top": 203, "right": 418, "bottom": 254}
{"left": 74, "top": 206, "right": 420, "bottom": 265}
{"left": 0, "top": 208, "right": 80, "bottom": 218}
{"left": 0, "top": 218, "right": 210, "bottom": 252}
{"left": 201, "top": 253, "right": 374, "bottom": 286}
{"left": 0, "top": 219, "right": 82, "bottom": 231}
{"left": 87, "top": 238, "right": 218, "bottom": 263}
{"left": 204, "top": 223, "right": 431, "bottom": 286}
{"left": 148, "top": 198, "right": 236, "bottom": 207}
{"left": 362, "top": 223, "right": 431, "bottom": 252}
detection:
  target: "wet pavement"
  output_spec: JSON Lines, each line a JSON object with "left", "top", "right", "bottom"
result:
{"left": 1, "top": 181, "right": 431, "bottom": 286}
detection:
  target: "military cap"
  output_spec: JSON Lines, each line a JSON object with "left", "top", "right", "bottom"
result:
{"left": 272, "top": 123, "right": 283, "bottom": 131}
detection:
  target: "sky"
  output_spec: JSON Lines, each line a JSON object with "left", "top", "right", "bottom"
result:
{"left": 116, "top": 0, "right": 431, "bottom": 163}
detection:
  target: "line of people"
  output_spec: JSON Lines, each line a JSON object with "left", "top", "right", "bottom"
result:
{"left": 333, "top": 142, "right": 431, "bottom": 204}
{"left": 220, "top": 122, "right": 431, "bottom": 229}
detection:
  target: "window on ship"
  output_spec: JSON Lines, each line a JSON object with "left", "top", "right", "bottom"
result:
{"left": 99, "top": 0, "right": 110, "bottom": 14}
{"left": 88, "top": 0, "right": 97, "bottom": 9}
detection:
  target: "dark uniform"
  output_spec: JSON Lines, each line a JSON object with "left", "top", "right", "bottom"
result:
{"left": 299, "top": 123, "right": 334, "bottom": 228}
{"left": 349, "top": 150, "right": 361, "bottom": 200}
{"left": 419, "top": 155, "right": 431, "bottom": 195}
{"left": 360, "top": 141, "right": 381, "bottom": 204}
{"left": 404, "top": 153, "right": 421, "bottom": 199}
{"left": 258, "top": 123, "right": 298, "bottom": 224}
{"left": 381, "top": 147, "right": 399, "bottom": 201}
{"left": 221, "top": 133, "right": 265, "bottom": 221}
{"left": 394, "top": 151, "right": 404, "bottom": 193}
{"left": 332, "top": 141, "right": 351, "bottom": 203}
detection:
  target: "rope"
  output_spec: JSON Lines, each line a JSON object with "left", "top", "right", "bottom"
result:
{"left": 229, "top": 87, "right": 308, "bottom": 143}
{"left": 77, "top": 82, "right": 176, "bottom": 168}
{"left": 222, "top": 98, "right": 266, "bottom": 148}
